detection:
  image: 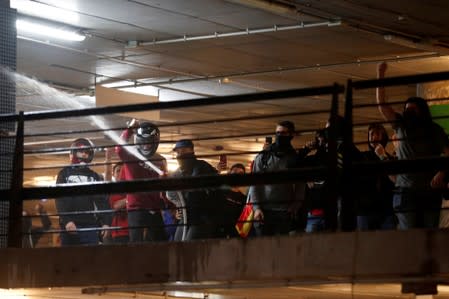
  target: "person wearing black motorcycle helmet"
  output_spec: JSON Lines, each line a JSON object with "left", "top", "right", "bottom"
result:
{"left": 134, "top": 121, "right": 160, "bottom": 157}
{"left": 55, "top": 137, "right": 111, "bottom": 246}
{"left": 116, "top": 119, "right": 168, "bottom": 243}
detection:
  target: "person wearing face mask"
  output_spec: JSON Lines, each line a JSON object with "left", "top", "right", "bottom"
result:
{"left": 55, "top": 138, "right": 111, "bottom": 246}
{"left": 295, "top": 129, "right": 330, "bottom": 233}
{"left": 249, "top": 121, "right": 306, "bottom": 236}
{"left": 168, "top": 139, "right": 222, "bottom": 241}
{"left": 356, "top": 124, "right": 396, "bottom": 231}
{"left": 116, "top": 119, "right": 168, "bottom": 243}
{"left": 376, "top": 62, "right": 449, "bottom": 229}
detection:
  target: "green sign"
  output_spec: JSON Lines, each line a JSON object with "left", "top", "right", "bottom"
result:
{"left": 430, "top": 104, "right": 449, "bottom": 134}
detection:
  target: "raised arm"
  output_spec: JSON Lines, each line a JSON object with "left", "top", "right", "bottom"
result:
{"left": 376, "top": 62, "right": 396, "bottom": 122}
{"left": 116, "top": 119, "right": 138, "bottom": 159}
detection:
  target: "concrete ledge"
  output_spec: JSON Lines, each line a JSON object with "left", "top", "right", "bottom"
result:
{"left": 2, "top": 229, "right": 449, "bottom": 288}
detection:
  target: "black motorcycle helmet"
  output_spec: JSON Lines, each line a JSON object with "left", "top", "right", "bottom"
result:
{"left": 134, "top": 122, "right": 160, "bottom": 157}
{"left": 70, "top": 138, "right": 95, "bottom": 164}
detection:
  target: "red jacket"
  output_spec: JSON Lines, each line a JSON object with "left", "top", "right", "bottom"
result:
{"left": 116, "top": 128, "right": 167, "bottom": 211}
{"left": 109, "top": 193, "right": 128, "bottom": 238}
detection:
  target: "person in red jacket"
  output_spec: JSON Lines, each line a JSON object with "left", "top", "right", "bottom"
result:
{"left": 109, "top": 162, "right": 129, "bottom": 243}
{"left": 115, "top": 119, "right": 167, "bottom": 242}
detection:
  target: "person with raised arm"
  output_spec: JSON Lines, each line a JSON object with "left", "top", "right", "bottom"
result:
{"left": 116, "top": 119, "right": 167, "bottom": 242}
{"left": 376, "top": 62, "right": 449, "bottom": 229}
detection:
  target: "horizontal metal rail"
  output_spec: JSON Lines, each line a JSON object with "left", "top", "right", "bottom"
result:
{"left": 4, "top": 154, "right": 449, "bottom": 200}
{"left": 22, "top": 108, "right": 332, "bottom": 139}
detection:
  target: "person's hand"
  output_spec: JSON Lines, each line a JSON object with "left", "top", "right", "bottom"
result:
{"left": 127, "top": 118, "right": 140, "bottom": 130}
{"left": 374, "top": 144, "right": 387, "bottom": 160}
{"left": 431, "top": 171, "right": 446, "bottom": 189}
{"left": 101, "top": 225, "right": 111, "bottom": 240}
{"left": 175, "top": 209, "right": 183, "bottom": 220}
{"left": 377, "top": 62, "right": 387, "bottom": 78}
{"left": 305, "top": 140, "right": 317, "bottom": 151}
{"left": 65, "top": 221, "right": 77, "bottom": 233}
{"left": 217, "top": 161, "right": 227, "bottom": 172}
{"left": 105, "top": 147, "right": 114, "bottom": 160}
{"left": 253, "top": 208, "right": 264, "bottom": 222}
{"left": 34, "top": 203, "right": 45, "bottom": 214}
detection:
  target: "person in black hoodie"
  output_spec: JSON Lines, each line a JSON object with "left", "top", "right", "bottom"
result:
{"left": 249, "top": 121, "right": 306, "bottom": 236}
{"left": 168, "top": 139, "right": 222, "bottom": 241}
{"left": 356, "top": 124, "right": 396, "bottom": 230}
{"left": 55, "top": 138, "right": 111, "bottom": 246}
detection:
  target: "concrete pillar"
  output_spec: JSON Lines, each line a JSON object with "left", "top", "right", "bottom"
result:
{"left": 0, "top": 1, "right": 17, "bottom": 247}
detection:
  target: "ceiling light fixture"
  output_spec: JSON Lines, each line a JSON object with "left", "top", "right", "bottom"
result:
{"left": 16, "top": 18, "right": 86, "bottom": 42}
{"left": 10, "top": 0, "right": 80, "bottom": 24}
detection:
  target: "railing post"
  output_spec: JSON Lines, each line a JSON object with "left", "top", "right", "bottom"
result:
{"left": 8, "top": 111, "right": 24, "bottom": 248}
{"left": 341, "top": 79, "right": 355, "bottom": 231}
{"left": 326, "top": 83, "right": 340, "bottom": 231}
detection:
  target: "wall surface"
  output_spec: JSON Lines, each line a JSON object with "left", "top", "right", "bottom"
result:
{"left": 1, "top": 230, "right": 449, "bottom": 289}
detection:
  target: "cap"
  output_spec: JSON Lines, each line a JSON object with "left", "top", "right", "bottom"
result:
{"left": 173, "top": 139, "right": 194, "bottom": 151}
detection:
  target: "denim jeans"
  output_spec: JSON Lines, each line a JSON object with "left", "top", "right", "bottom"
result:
{"left": 393, "top": 190, "right": 441, "bottom": 230}
{"left": 305, "top": 213, "right": 326, "bottom": 233}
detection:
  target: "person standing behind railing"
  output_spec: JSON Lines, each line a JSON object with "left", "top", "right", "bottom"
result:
{"left": 295, "top": 129, "right": 329, "bottom": 233}
{"left": 55, "top": 138, "right": 111, "bottom": 246}
{"left": 104, "top": 147, "right": 129, "bottom": 244}
{"left": 219, "top": 163, "right": 247, "bottom": 238}
{"left": 22, "top": 203, "right": 52, "bottom": 248}
{"left": 376, "top": 62, "right": 449, "bottom": 229}
{"left": 249, "top": 121, "right": 306, "bottom": 236}
{"left": 356, "top": 124, "right": 396, "bottom": 231}
{"left": 168, "top": 139, "right": 222, "bottom": 241}
{"left": 116, "top": 119, "right": 168, "bottom": 243}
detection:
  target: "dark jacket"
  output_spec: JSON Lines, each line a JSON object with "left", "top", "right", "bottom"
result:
{"left": 357, "top": 150, "right": 395, "bottom": 215}
{"left": 173, "top": 158, "right": 221, "bottom": 225}
{"left": 55, "top": 165, "right": 111, "bottom": 228}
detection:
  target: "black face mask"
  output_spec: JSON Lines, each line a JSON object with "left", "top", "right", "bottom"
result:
{"left": 274, "top": 135, "right": 293, "bottom": 149}
{"left": 177, "top": 153, "right": 196, "bottom": 173}
{"left": 403, "top": 110, "right": 421, "bottom": 125}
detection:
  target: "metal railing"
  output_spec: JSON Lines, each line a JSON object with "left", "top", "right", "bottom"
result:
{"left": 3, "top": 70, "right": 449, "bottom": 247}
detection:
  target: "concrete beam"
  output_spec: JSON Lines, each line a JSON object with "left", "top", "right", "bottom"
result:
{"left": 1, "top": 230, "right": 449, "bottom": 289}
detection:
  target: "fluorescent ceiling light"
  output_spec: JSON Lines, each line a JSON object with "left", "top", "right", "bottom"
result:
{"left": 11, "top": 0, "right": 79, "bottom": 23}
{"left": 102, "top": 80, "right": 159, "bottom": 96}
{"left": 16, "top": 19, "right": 86, "bottom": 42}
{"left": 101, "top": 80, "right": 133, "bottom": 88}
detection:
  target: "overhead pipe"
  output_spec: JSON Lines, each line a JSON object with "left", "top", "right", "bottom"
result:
{"left": 137, "top": 20, "right": 341, "bottom": 46}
